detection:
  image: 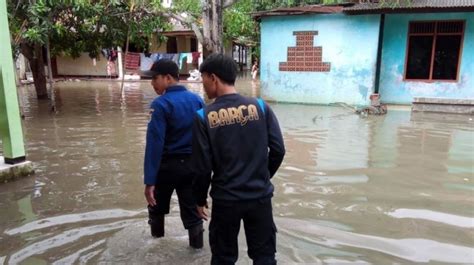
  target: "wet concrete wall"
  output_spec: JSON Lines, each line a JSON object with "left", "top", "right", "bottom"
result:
{"left": 56, "top": 53, "right": 109, "bottom": 76}
{"left": 260, "top": 14, "right": 380, "bottom": 105}
{"left": 379, "top": 12, "right": 474, "bottom": 104}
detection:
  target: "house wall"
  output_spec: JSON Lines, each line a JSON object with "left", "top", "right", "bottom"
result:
{"left": 56, "top": 53, "right": 109, "bottom": 76}
{"left": 150, "top": 35, "right": 167, "bottom": 53}
{"left": 151, "top": 35, "right": 199, "bottom": 74}
{"left": 379, "top": 12, "right": 474, "bottom": 104}
{"left": 260, "top": 14, "right": 381, "bottom": 105}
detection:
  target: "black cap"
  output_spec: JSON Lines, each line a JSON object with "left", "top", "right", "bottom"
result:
{"left": 140, "top": 60, "right": 179, "bottom": 80}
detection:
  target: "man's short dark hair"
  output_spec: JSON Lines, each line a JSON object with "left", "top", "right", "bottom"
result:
{"left": 141, "top": 60, "right": 179, "bottom": 80}
{"left": 199, "top": 54, "right": 237, "bottom": 85}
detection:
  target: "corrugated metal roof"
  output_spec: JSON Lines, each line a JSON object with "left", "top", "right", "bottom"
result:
{"left": 253, "top": 5, "right": 344, "bottom": 19}
{"left": 344, "top": 0, "right": 474, "bottom": 12}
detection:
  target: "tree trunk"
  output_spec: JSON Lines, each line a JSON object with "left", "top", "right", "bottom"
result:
{"left": 217, "top": 6, "right": 223, "bottom": 54}
{"left": 20, "top": 43, "right": 48, "bottom": 99}
{"left": 170, "top": 0, "right": 239, "bottom": 54}
{"left": 200, "top": 0, "right": 214, "bottom": 53}
{"left": 46, "top": 39, "right": 56, "bottom": 110}
{"left": 212, "top": 0, "right": 224, "bottom": 54}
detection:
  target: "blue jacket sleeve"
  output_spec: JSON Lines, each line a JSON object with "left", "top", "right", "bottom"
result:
{"left": 199, "top": 96, "right": 205, "bottom": 108}
{"left": 144, "top": 101, "right": 167, "bottom": 185}
{"left": 265, "top": 103, "right": 285, "bottom": 177}
{"left": 191, "top": 114, "right": 212, "bottom": 206}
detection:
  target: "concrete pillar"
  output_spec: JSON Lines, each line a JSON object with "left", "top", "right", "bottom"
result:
{"left": 18, "top": 54, "right": 26, "bottom": 80}
{"left": 0, "top": 0, "right": 27, "bottom": 164}
{"left": 117, "top": 46, "right": 123, "bottom": 79}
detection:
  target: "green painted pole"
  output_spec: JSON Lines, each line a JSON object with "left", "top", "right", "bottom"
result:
{"left": 0, "top": 0, "right": 27, "bottom": 164}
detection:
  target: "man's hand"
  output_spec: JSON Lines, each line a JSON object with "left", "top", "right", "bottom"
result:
{"left": 144, "top": 185, "right": 156, "bottom": 206}
{"left": 197, "top": 204, "right": 209, "bottom": 221}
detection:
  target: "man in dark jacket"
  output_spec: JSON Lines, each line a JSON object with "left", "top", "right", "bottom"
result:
{"left": 192, "top": 54, "right": 285, "bottom": 264}
{"left": 142, "top": 60, "right": 205, "bottom": 249}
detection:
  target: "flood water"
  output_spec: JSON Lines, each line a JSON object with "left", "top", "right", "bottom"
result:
{"left": 0, "top": 77, "right": 473, "bottom": 264}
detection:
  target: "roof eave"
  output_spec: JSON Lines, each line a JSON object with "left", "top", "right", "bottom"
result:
{"left": 344, "top": 6, "right": 474, "bottom": 14}
{"left": 253, "top": 5, "right": 344, "bottom": 20}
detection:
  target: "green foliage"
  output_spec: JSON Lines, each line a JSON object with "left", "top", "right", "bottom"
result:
{"left": 7, "top": 0, "right": 170, "bottom": 58}
{"left": 224, "top": 0, "right": 258, "bottom": 42}
{"left": 172, "top": 0, "right": 201, "bottom": 18}
{"left": 253, "top": 0, "right": 323, "bottom": 11}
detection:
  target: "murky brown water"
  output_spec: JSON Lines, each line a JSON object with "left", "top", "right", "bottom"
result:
{"left": 0, "top": 77, "right": 473, "bottom": 264}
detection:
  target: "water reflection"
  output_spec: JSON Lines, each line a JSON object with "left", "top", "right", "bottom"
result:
{"left": 0, "top": 78, "right": 473, "bottom": 264}
{"left": 386, "top": 208, "right": 474, "bottom": 228}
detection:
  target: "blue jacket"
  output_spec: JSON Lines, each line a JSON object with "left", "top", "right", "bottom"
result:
{"left": 144, "top": 85, "right": 205, "bottom": 185}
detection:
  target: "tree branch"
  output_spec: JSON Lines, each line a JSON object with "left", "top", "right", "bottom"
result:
{"left": 163, "top": 12, "right": 210, "bottom": 51}
{"left": 223, "top": 0, "right": 239, "bottom": 9}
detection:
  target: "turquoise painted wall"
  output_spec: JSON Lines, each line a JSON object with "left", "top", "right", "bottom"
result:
{"left": 260, "top": 14, "right": 381, "bottom": 105}
{"left": 379, "top": 13, "right": 474, "bottom": 104}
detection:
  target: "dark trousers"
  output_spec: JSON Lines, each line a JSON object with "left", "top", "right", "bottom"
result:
{"left": 148, "top": 155, "right": 202, "bottom": 229}
{"left": 210, "top": 197, "right": 277, "bottom": 265}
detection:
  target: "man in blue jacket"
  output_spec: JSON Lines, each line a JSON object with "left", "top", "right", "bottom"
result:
{"left": 192, "top": 54, "right": 285, "bottom": 264}
{"left": 142, "top": 60, "right": 205, "bottom": 249}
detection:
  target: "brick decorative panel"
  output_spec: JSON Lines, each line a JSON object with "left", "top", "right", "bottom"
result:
{"left": 280, "top": 31, "right": 331, "bottom": 72}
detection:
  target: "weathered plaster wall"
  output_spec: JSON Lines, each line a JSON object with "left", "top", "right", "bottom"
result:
{"left": 379, "top": 13, "right": 474, "bottom": 104}
{"left": 56, "top": 53, "right": 109, "bottom": 76}
{"left": 260, "top": 14, "right": 381, "bottom": 105}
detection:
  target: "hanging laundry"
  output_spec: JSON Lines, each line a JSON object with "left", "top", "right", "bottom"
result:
{"left": 107, "top": 61, "right": 117, "bottom": 76}
{"left": 178, "top": 53, "right": 189, "bottom": 70}
{"left": 186, "top": 53, "right": 193, "bottom": 64}
{"left": 171, "top": 54, "right": 179, "bottom": 65}
{"left": 192, "top": 52, "right": 200, "bottom": 65}
{"left": 155, "top": 53, "right": 163, "bottom": 61}
{"left": 125, "top": 52, "right": 140, "bottom": 70}
{"left": 140, "top": 53, "right": 155, "bottom": 71}
{"left": 161, "top": 53, "right": 174, "bottom": 61}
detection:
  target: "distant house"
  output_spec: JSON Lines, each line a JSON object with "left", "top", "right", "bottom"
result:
{"left": 53, "top": 12, "right": 252, "bottom": 79}
{"left": 256, "top": 0, "right": 474, "bottom": 105}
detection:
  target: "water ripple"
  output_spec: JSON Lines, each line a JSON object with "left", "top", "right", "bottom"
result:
{"left": 4, "top": 209, "right": 145, "bottom": 235}
{"left": 387, "top": 208, "right": 474, "bottom": 228}
{"left": 52, "top": 239, "right": 106, "bottom": 265}
{"left": 8, "top": 219, "right": 137, "bottom": 264}
{"left": 277, "top": 217, "right": 474, "bottom": 263}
